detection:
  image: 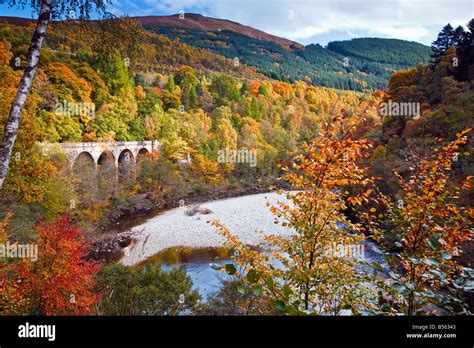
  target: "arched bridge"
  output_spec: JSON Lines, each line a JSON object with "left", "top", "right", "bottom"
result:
{"left": 40, "top": 140, "right": 160, "bottom": 173}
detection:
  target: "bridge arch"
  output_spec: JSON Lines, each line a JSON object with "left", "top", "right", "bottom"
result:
{"left": 98, "top": 150, "right": 116, "bottom": 169}
{"left": 118, "top": 149, "right": 134, "bottom": 179}
{"left": 72, "top": 151, "right": 95, "bottom": 171}
{"left": 136, "top": 148, "right": 149, "bottom": 163}
{"left": 71, "top": 152, "right": 96, "bottom": 193}
{"left": 97, "top": 150, "right": 116, "bottom": 193}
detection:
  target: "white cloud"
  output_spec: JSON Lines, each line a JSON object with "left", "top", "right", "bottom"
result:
{"left": 372, "top": 26, "right": 431, "bottom": 41}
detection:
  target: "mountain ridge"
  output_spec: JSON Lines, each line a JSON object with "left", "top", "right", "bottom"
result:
{"left": 145, "top": 22, "right": 431, "bottom": 90}
{"left": 135, "top": 14, "right": 304, "bottom": 50}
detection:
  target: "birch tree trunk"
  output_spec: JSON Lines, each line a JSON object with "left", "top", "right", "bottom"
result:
{"left": 0, "top": 0, "right": 52, "bottom": 190}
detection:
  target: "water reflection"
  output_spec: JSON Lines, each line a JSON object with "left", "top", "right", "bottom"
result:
{"left": 137, "top": 240, "right": 391, "bottom": 298}
{"left": 138, "top": 247, "right": 235, "bottom": 297}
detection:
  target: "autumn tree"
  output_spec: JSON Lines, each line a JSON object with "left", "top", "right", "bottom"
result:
{"left": 95, "top": 16, "right": 145, "bottom": 73}
{"left": 0, "top": 40, "right": 58, "bottom": 204}
{"left": 213, "top": 113, "right": 377, "bottom": 314}
{"left": 365, "top": 129, "right": 473, "bottom": 315}
{"left": 0, "top": 215, "right": 100, "bottom": 315}
{"left": 209, "top": 74, "right": 240, "bottom": 106}
{"left": 0, "top": 0, "right": 112, "bottom": 190}
{"left": 174, "top": 65, "right": 199, "bottom": 110}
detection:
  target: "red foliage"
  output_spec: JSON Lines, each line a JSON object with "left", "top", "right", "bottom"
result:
{"left": 0, "top": 216, "right": 100, "bottom": 315}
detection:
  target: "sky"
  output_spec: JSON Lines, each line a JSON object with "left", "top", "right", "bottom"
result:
{"left": 0, "top": 0, "right": 473, "bottom": 46}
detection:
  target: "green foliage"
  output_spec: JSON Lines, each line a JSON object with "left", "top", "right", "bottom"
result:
{"left": 430, "top": 24, "right": 456, "bottom": 67}
{"left": 327, "top": 38, "right": 430, "bottom": 66}
{"left": 136, "top": 156, "right": 182, "bottom": 193}
{"left": 248, "top": 97, "right": 261, "bottom": 121}
{"left": 165, "top": 75, "right": 175, "bottom": 92}
{"left": 95, "top": 263, "right": 200, "bottom": 315}
{"left": 40, "top": 110, "right": 83, "bottom": 142}
{"left": 209, "top": 74, "right": 240, "bottom": 106}
{"left": 175, "top": 66, "right": 199, "bottom": 109}
{"left": 94, "top": 51, "right": 132, "bottom": 96}
{"left": 198, "top": 279, "right": 272, "bottom": 315}
{"left": 240, "top": 81, "right": 249, "bottom": 95}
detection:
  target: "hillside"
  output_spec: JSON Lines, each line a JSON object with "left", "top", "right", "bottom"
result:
{"left": 326, "top": 38, "right": 431, "bottom": 66}
{"left": 0, "top": 16, "right": 34, "bottom": 26}
{"left": 143, "top": 17, "right": 431, "bottom": 91}
{"left": 0, "top": 15, "right": 381, "bottom": 227}
{"left": 136, "top": 14, "right": 303, "bottom": 50}
{"left": 0, "top": 19, "right": 263, "bottom": 81}
{"left": 0, "top": 14, "right": 431, "bottom": 91}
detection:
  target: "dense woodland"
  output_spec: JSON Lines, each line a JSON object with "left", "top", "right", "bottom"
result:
{"left": 150, "top": 25, "right": 431, "bottom": 90}
{"left": 0, "top": 16, "right": 472, "bottom": 315}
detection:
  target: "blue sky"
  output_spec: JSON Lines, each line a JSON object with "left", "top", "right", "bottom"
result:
{"left": 1, "top": 0, "right": 473, "bottom": 45}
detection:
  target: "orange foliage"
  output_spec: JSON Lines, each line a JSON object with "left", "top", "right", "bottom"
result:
{"left": 249, "top": 81, "right": 260, "bottom": 96}
{"left": 372, "top": 90, "right": 385, "bottom": 98}
{"left": 387, "top": 68, "right": 418, "bottom": 93}
{"left": 213, "top": 113, "right": 376, "bottom": 314}
{"left": 191, "top": 153, "right": 224, "bottom": 185}
{"left": 272, "top": 82, "right": 293, "bottom": 99}
{"left": 135, "top": 85, "right": 146, "bottom": 100}
{"left": 151, "top": 86, "right": 163, "bottom": 96}
{"left": 145, "top": 149, "right": 161, "bottom": 161}
{"left": 366, "top": 129, "right": 473, "bottom": 314}
{"left": 46, "top": 62, "right": 92, "bottom": 102}
{"left": 0, "top": 40, "right": 12, "bottom": 67}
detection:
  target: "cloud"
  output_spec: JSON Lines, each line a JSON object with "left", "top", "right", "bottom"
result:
{"left": 372, "top": 26, "right": 431, "bottom": 41}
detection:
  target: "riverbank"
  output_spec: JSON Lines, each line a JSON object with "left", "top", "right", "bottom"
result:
{"left": 86, "top": 182, "right": 285, "bottom": 263}
{"left": 120, "top": 191, "right": 293, "bottom": 266}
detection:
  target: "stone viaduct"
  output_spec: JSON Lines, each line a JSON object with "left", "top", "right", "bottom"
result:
{"left": 41, "top": 140, "right": 161, "bottom": 176}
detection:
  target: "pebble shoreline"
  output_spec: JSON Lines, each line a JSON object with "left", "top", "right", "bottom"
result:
{"left": 120, "top": 192, "right": 293, "bottom": 266}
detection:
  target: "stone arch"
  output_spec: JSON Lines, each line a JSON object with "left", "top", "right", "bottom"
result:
{"left": 72, "top": 151, "right": 95, "bottom": 172}
{"left": 97, "top": 150, "right": 116, "bottom": 193}
{"left": 72, "top": 151, "right": 96, "bottom": 194}
{"left": 136, "top": 148, "right": 149, "bottom": 163}
{"left": 118, "top": 149, "right": 134, "bottom": 180}
{"left": 98, "top": 150, "right": 116, "bottom": 169}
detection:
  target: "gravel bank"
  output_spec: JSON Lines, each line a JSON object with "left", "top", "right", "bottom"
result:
{"left": 120, "top": 192, "right": 292, "bottom": 266}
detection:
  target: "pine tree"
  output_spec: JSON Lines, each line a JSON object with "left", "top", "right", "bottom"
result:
{"left": 165, "top": 75, "right": 175, "bottom": 92}
{"left": 240, "top": 81, "right": 249, "bottom": 95}
{"left": 453, "top": 25, "right": 466, "bottom": 48}
{"left": 431, "top": 24, "right": 455, "bottom": 68}
{"left": 455, "top": 19, "right": 474, "bottom": 81}
{"left": 250, "top": 97, "right": 261, "bottom": 121}
{"left": 258, "top": 84, "right": 269, "bottom": 97}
